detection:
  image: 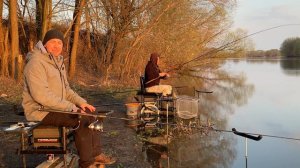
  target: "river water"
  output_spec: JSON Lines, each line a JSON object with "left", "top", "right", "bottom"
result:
{"left": 224, "top": 58, "right": 300, "bottom": 168}
{"left": 151, "top": 58, "right": 300, "bottom": 168}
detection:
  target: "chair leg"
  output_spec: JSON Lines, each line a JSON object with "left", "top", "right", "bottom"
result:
{"left": 22, "top": 154, "right": 26, "bottom": 168}
{"left": 63, "top": 154, "right": 67, "bottom": 168}
{"left": 142, "top": 95, "right": 145, "bottom": 104}
{"left": 21, "top": 132, "right": 27, "bottom": 168}
{"left": 62, "top": 127, "right": 67, "bottom": 168}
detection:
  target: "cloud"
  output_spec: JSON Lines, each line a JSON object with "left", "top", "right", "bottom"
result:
{"left": 233, "top": 0, "right": 300, "bottom": 50}
{"left": 264, "top": 5, "right": 300, "bottom": 23}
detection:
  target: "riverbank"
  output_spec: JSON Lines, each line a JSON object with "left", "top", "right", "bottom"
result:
{"left": 0, "top": 77, "right": 154, "bottom": 168}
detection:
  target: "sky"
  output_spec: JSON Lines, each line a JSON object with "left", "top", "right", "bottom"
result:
{"left": 233, "top": 0, "right": 300, "bottom": 50}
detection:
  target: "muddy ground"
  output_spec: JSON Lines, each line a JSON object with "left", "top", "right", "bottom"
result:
{"left": 0, "top": 87, "right": 157, "bottom": 168}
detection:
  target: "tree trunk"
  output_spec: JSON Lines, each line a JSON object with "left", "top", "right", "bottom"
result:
{"left": 68, "top": 0, "right": 85, "bottom": 78}
{"left": 1, "top": 29, "right": 9, "bottom": 77}
{"left": 35, "top": 0, "right": 42, "bottom": 40}
{"left": 0, "top": 0, "right": 4, "bottom": 65}
{"left": 41, "top": 0, "right": 50, "bottom": 39}
{"left": 47, "top": 0, "right": 52, "bottom": 30}
{"left": 9, "top": 0, "right": 19, "bottom": 79}
{"left": 85, "top": 2, "right": 91, "bottom": 49}
{"left": 35, "top": 0, "right": 51, "bottom": 40}
{"left": 28, "top": 32, "right": 34, "bottom": 51}
{"left": 17, "top": 54, "right": 23, "bottom": 81}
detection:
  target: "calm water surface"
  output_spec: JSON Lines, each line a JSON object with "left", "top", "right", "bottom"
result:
{"left": 223, "top": 59, "right": 300, "bottom": 168}
{"left": 158, "top": 58, "right": 300, "bottom": 168}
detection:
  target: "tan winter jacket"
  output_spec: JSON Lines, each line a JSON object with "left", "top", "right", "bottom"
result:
{"left": 22, "top": 41, "right": 86, "bottom": 121}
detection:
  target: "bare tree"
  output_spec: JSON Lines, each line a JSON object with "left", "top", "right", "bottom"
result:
{"left": 85, "top": 0, "right": 91, "bottom": 49}
{"left": 1, "top": 29, "right": 9, "bottom": 77}
{"left": 98, "top": 0, "right": 136, "bottom": 65}
{"left": 0, "top": 0, "right": 8, "bottom": 77}
{"left": 0, "top": 0, "right": 3, "bottom": 56}
{"left": 120, "top": 0, "right": 238, "bottom": 78}
{"left": 69, "top": 0, "right": 85, "bottom": 78}
{"left": 0, "top": 0, "right": 247, "bottom": 84}
{"left": 9, "top": 0, "right": 19, "bottom": 79}
{"left": 120, "top": 0, "right": 179, "bottom": 78}
{"left": 35, "top": 0, "right": 52, "bottom": 40}
{"left": 86, "top": 0, "right": 166, "bottom": 81}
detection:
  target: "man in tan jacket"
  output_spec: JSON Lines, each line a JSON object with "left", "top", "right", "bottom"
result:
{"left": 22, "top": 29, "right": 115, "bottom": 168}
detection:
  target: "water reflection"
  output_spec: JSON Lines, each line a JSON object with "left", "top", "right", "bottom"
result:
{"left": 245, "top": 58, "right": 279, "bottom": 64}
{"left": 143, "top": 143, "right": 168, "bottom": 168}
{"left": 231, "top": 57, "right": 300, "bottom": 76}
{"left": 168, "top": 132, "right": 236, "bottom": 168}
{"left": 172, "top": 67, "right": 253, "bottom": 168}
{"left": 280, "top": 58, "right": 300, "bottom": 76}
{"left": 143, "top": 132, "right": 237, "bottom": 168}
{"left": 172, "top": 64, "right": 255, "bottom": 119}
{"left": 143, "top": 63, "right": 255, "bottom": 167}
{"left": 223, "top": 59, "right": 300, "bottom": 168}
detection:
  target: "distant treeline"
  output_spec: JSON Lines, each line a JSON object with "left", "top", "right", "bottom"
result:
{"left": 280, "top": 37, "right": 300, "bottom": 57}
{"left": 246, "top": 49, "right": 281, "bottom": 58}
{"left": 247, "top": 37, "right": 300, "bottom": 58}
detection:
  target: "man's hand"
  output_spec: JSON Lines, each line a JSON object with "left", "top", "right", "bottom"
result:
{"left": 80, "top": 103, "right": 96, "bottom": 113}
{"left": 159, "top": 72, "right": 170, "bottom": 78}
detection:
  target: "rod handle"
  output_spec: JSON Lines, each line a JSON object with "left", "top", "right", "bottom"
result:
{"left": 232, "top": 128, "right": 263, "bottom": 141}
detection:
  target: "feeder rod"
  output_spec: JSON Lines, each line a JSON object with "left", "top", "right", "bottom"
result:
{"left": 38, "top": 109, "right": 141, "bottom": 122}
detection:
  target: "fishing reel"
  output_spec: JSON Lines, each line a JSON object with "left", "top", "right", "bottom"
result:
{"left": 88, "top": 119, "right": 104, "bottom": 132}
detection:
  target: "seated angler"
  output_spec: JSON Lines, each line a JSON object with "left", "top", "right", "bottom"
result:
{"left": 144, "top": 52, "right": 174, "bottom": 97}
{"left": 22, "top": 29, "right": 116, "bottom": 168}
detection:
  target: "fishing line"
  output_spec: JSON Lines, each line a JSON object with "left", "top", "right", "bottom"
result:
{"left": 168, "top": 24, "right": 300, "bottom": 72}
{"left": 157, "top": 122, "right": 300, "bottom": 141}
{"left": 6, "top": 108, "right": 299, "bottom": 141}
{"left": 41, "top": 107, "right": 300, "bottom": 141}
{"left": 145, "top": 25, "right": 300, "bottom": 95}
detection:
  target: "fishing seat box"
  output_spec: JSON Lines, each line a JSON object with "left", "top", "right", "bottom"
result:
{"left": 32, "top": 125, "right": 69, "bottom": 148}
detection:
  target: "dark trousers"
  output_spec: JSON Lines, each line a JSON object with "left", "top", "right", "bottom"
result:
{"left": 41, "top": 112, "right": 101, "bottom": 168}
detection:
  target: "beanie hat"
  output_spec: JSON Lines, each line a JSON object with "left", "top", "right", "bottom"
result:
{"left": 42, "top": 29, "right": 64, "bottom": 45}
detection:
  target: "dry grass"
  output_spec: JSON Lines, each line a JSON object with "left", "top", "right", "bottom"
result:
{"left": 0, "top": 77, "right": 23, "bottom": 105}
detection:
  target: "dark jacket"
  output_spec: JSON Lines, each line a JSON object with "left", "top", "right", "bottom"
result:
{"left": 145, "top": 53, "right": 161, "bottom": 88}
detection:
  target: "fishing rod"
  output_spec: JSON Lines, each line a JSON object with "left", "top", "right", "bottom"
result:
{"left": 145, "top": 24, "right": 300, "bottom": 85}
{"left": 213, "top": 127, "right": 300, "bottom": 141}
{"left": 144, "top": 75, "right": 169, "bottom": 85}
{"left": 232, "top": 128, "right": 262, "bottom": 141}
{"left": 90, "top": 89, "right": 140, "bottom": 96}
{"left": 157, "top": 122, "right": 261, "bottom": 140}
{"left": 195, "top": 90, "right": 213, "bottom": 94}
{"left": 166, "top": 24, "right": 300, "bottom": 72}
{"left": 38, "top": 108, "right": 142, "bottom": 122}
{"left": 157, "top": 121, "right": 300, "bottom": 141}
{"left": 94, "top": 103, "right": 125, "bottom": 106}
{"left": 94, "top": 98, "right": 179, "bottom": 107}
{"left": 143, "top": 25, "right": 300, "bottom": 92}
{"left": 90, "top": 85, "right": 190, "bottom": 95}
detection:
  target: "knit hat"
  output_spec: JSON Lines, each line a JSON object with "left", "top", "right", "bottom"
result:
{"left": 42, "top": 29, "right": 64, "bottom": 45}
